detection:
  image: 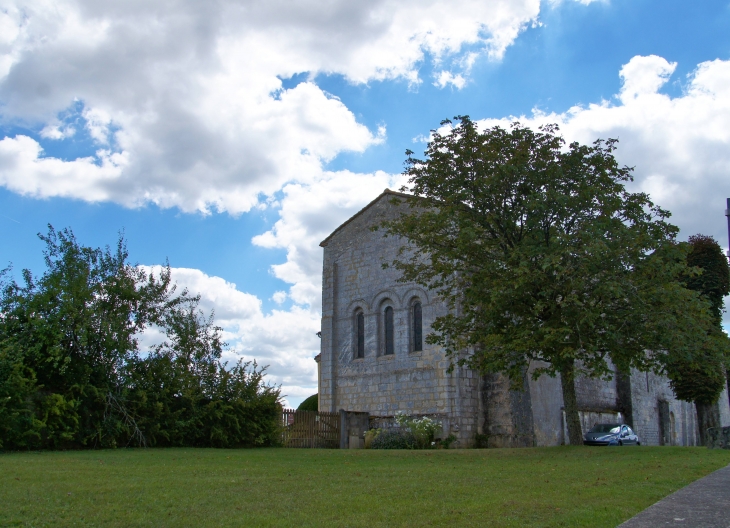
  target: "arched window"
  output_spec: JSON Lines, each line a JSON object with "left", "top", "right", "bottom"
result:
{"left": 412, "top": 301, "right": 422, "bottom": 352}
{"left": 384, "top": 306, "right": 394, "bottom": 355}
{"left": 355, "top": 311, "right": 365, "bottom": 359}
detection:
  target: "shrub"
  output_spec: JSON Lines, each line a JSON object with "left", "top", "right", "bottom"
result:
{"left": 297, "top": 394, "right": 318, "bottom": 412}
{"left": 474, "top": 433, "right": 489, "bottom": 449}
{"left": 395, "top": 413, "right": 442, "bottom": 449}
{"left": 0, "top": 226, "right": 281, "bottom": 450}
{"left": 364, "top": 428, "right": 380, "bottom": 449}
{"left": 440, "top": 434, "right": 457, "bottom": 449}
{"left": 370, "top": 429, "right": 416, "bottom": 449}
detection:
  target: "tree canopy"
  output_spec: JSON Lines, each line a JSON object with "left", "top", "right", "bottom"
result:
{"left": 0, "top": 226, "right": 281, "bottom": 450}
{"left": 684, "top": 234, "right": 730, "bottom": 326}
{"left": 664, "top": 234, "right": 730, "bottom": 442}
{"left": 382, "top": 117, "right": 726, "bottom": 445}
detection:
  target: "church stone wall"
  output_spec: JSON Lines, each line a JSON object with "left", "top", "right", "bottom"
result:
{"left": 319, "top": 190, "right": 725, "bottom": 449}
{"left": 527, "top": 368, "right": 564, "bottom": 447}
{"left": 626, "top": 369, "right": 723, "bottom": 447}
{"left": 319, "top": 193, "right": 480, "bottom": 445}
{"left": 575, "top": 374, "right": 619, "bottom": 412}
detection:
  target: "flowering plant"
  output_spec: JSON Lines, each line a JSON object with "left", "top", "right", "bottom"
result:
{"left": 395, "top": 412, "right": 442, "bottom": 449}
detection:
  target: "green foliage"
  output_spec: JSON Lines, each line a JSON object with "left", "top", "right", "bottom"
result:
{"left": 0, "top": 226, "right": 281, "bottom": 450}
{"left": 684, "top": 235, "right": 730, "bottom": 325}
{"left": 364, "top": 428, "right": 380, "bottom": 448}
{"left": 369, "top": 428, "right": 416, "bottom": 449}
{"left": 440, "top": 434, "right": 457, "bottom": 449}
{"left": 665, "top": 235, "right": 730, "bottom": 407}
{"left": 395, "top": 412, "right": 441, "bottom": 448}
{"left": 297, "top": 393, "right": 318, "bottom": 412}
{"left": 473, "top": 433, "right": 489, "bottom": 449}
{"left": 381, "top": 117, "right": 725, "bottom": 445}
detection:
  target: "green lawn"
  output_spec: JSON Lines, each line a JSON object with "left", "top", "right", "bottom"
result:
{"left": 1, "top": 446, "right": 728, "bottom": 527}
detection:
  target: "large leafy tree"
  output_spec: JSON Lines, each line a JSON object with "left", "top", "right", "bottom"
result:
{"left": 0, "top": 226, "right": 281, "bottom": 450}
{"left": 665, "top": 235, "right": 730, "bottom": 443}
{"left": 382, "top": 117, "right": 724, "bottom": 445}
{"left": 0, "top": 226, "right": 170, "bottom": 448}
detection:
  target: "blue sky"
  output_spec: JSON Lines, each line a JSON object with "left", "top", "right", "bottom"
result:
{"left": 1, "top": 0, "right": 729, "bottom": 406}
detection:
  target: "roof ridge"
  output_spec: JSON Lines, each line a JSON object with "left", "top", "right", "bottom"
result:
{"left": 319, "top": 188, "right": 412, "bottom": 247}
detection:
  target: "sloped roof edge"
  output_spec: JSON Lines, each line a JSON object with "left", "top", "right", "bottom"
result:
{"left": 319, "top": 188, "right": 413, "bottom": 247}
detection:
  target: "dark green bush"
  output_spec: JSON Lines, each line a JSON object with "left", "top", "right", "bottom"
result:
{"left": 297, "top": 394, "right": 318, "bottom": 412}
{"left": 0, "top": 226, "right": 281, "bottom": 451}
{"left": 474, "top": 433, "right": 489, "bottom": 449}
{"left": 370, "top": 429, "right": 416, "bottom": 449}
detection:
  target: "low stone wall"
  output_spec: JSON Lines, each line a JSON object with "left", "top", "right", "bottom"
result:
{"left": 707, "top": 426, "right": 730, "bottom": 449}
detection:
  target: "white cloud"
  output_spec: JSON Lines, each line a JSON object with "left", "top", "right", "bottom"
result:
{"left": 469, "top": 55, "right": 730, "bottom": 325}
{"left": 433, "top": 70, "right": 467, "bottom": 89}
{"left": 141, "top": 266, "right": 321, "bottom": 408}
{"left": 252, "top": 170, "right": 407, "bottom": 310}
{"left": 272, "top": 291, "right": 287, "bottom": 305}
{"left": 0, "top": 0, "right": 546, "bottom": 214}
{"left": 0, "top": 135, "right": 127, "bottom": 200}
{"left": 39, "top": 122, "right": 75, "bottom": 140}
{"left": 473, "top": 55, "right": 730, "bottom": 247}
{"left": 618, "top": 55, "right": 677, "bottom": 103}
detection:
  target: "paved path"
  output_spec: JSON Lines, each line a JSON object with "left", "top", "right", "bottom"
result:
{"left": 618, "top": 463, "right": 730, "bottom": 528}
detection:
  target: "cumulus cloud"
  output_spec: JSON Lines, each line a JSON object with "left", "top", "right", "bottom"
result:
{"left": 271, "top": 291, "right": 287, "bottom": 305}
{"left": 141, "top": 266, "right": 321, "bottom": 407}
{"left": 0, "top": 135, "right": 127, "bottom": 200}
{"left": 0, "top": 0, "right": 547, "bottom": 213}
{"left": 433, "top": 71, "right": 467, "bottom": 89}
{"left": 252, "top": 170, "right": 408, "bottom": 310}
{"left": 473, "top": 55, "right": 730, "bottom": 245}
{"left": 39, "top": 122, "right": 75, "bottom": 140}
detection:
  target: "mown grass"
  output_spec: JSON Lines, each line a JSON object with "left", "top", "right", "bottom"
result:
{"left": 1, "top": 446, "right": 729, "bottom": 527}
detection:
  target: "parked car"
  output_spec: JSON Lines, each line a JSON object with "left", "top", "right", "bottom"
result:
{"left": 583, "top": 423, "right": 641, "bottom": 446}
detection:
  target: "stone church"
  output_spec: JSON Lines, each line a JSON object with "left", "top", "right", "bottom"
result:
{"left": 317, "top": 190, "right": 730, "bottom": 447}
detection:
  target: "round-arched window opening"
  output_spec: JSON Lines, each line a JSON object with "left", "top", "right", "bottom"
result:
{"left": 355, "top": 311, "right": 365, "bottom": 359}
{"left": 412, "top": 301, "right": 422, "bottom": 352}
{"left": 384, "top": 306, "right": 394, "bottom": 355}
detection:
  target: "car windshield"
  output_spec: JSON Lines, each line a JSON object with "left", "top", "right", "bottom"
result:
{"left": 589, "top": 424, "right": 621, "bottom": 434}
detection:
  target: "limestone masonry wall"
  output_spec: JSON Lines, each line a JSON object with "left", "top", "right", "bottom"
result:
{"left": 319, "top": 193, "right": 479, "bottom": 445}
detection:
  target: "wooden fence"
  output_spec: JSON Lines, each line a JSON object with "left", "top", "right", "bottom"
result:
{"left": 281, "top": 409, "right": 340, "bottom": 448}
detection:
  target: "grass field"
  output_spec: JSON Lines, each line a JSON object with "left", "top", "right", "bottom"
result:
{"left": 1, "top": 446, "right": 729, "bottom": 527}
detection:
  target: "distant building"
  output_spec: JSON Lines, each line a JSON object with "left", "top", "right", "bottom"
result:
{"left": 318, "top": 190, "right": 730, "bottom": 447}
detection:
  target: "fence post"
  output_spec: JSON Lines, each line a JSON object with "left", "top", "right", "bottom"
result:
{"left": 339, "top": 409, "right": 347, "bottom": 449}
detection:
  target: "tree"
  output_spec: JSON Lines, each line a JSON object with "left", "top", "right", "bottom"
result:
{"left": 0, "top": 226, "right": 281, "bottom": 450}
{"left": 0, "top": 226, "right": 171, "bottom": 448}
{"left": 684, "top": 235, "right": 730, "bottom": 325}
{"left": 381, "top": 117, "right": 724, "bottom": 445}
{"left": 297, "top": 394, "right": 318, "bottom": 412}
{"left": 665, "top": 235, "right": 730, "bottom": 443}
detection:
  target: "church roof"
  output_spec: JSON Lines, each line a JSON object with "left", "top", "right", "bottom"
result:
{"left": 319, "top": 188, "right": 413, "bottom": 247}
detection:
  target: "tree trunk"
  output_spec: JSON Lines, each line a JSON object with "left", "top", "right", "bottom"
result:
{"left": 560, "top": 359, "right": 583, "bottom": 446}
{"left": 696, "top": 401, "right": 721, "bottom": 446}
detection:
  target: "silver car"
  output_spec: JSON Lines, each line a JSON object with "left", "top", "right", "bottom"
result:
{"left": 583, "top": 423, "right": 641, "bottom": 446}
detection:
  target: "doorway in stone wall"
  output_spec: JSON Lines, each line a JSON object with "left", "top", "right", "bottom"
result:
{"left": 658, "top": 400, "right": 671, "bottom": 446}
